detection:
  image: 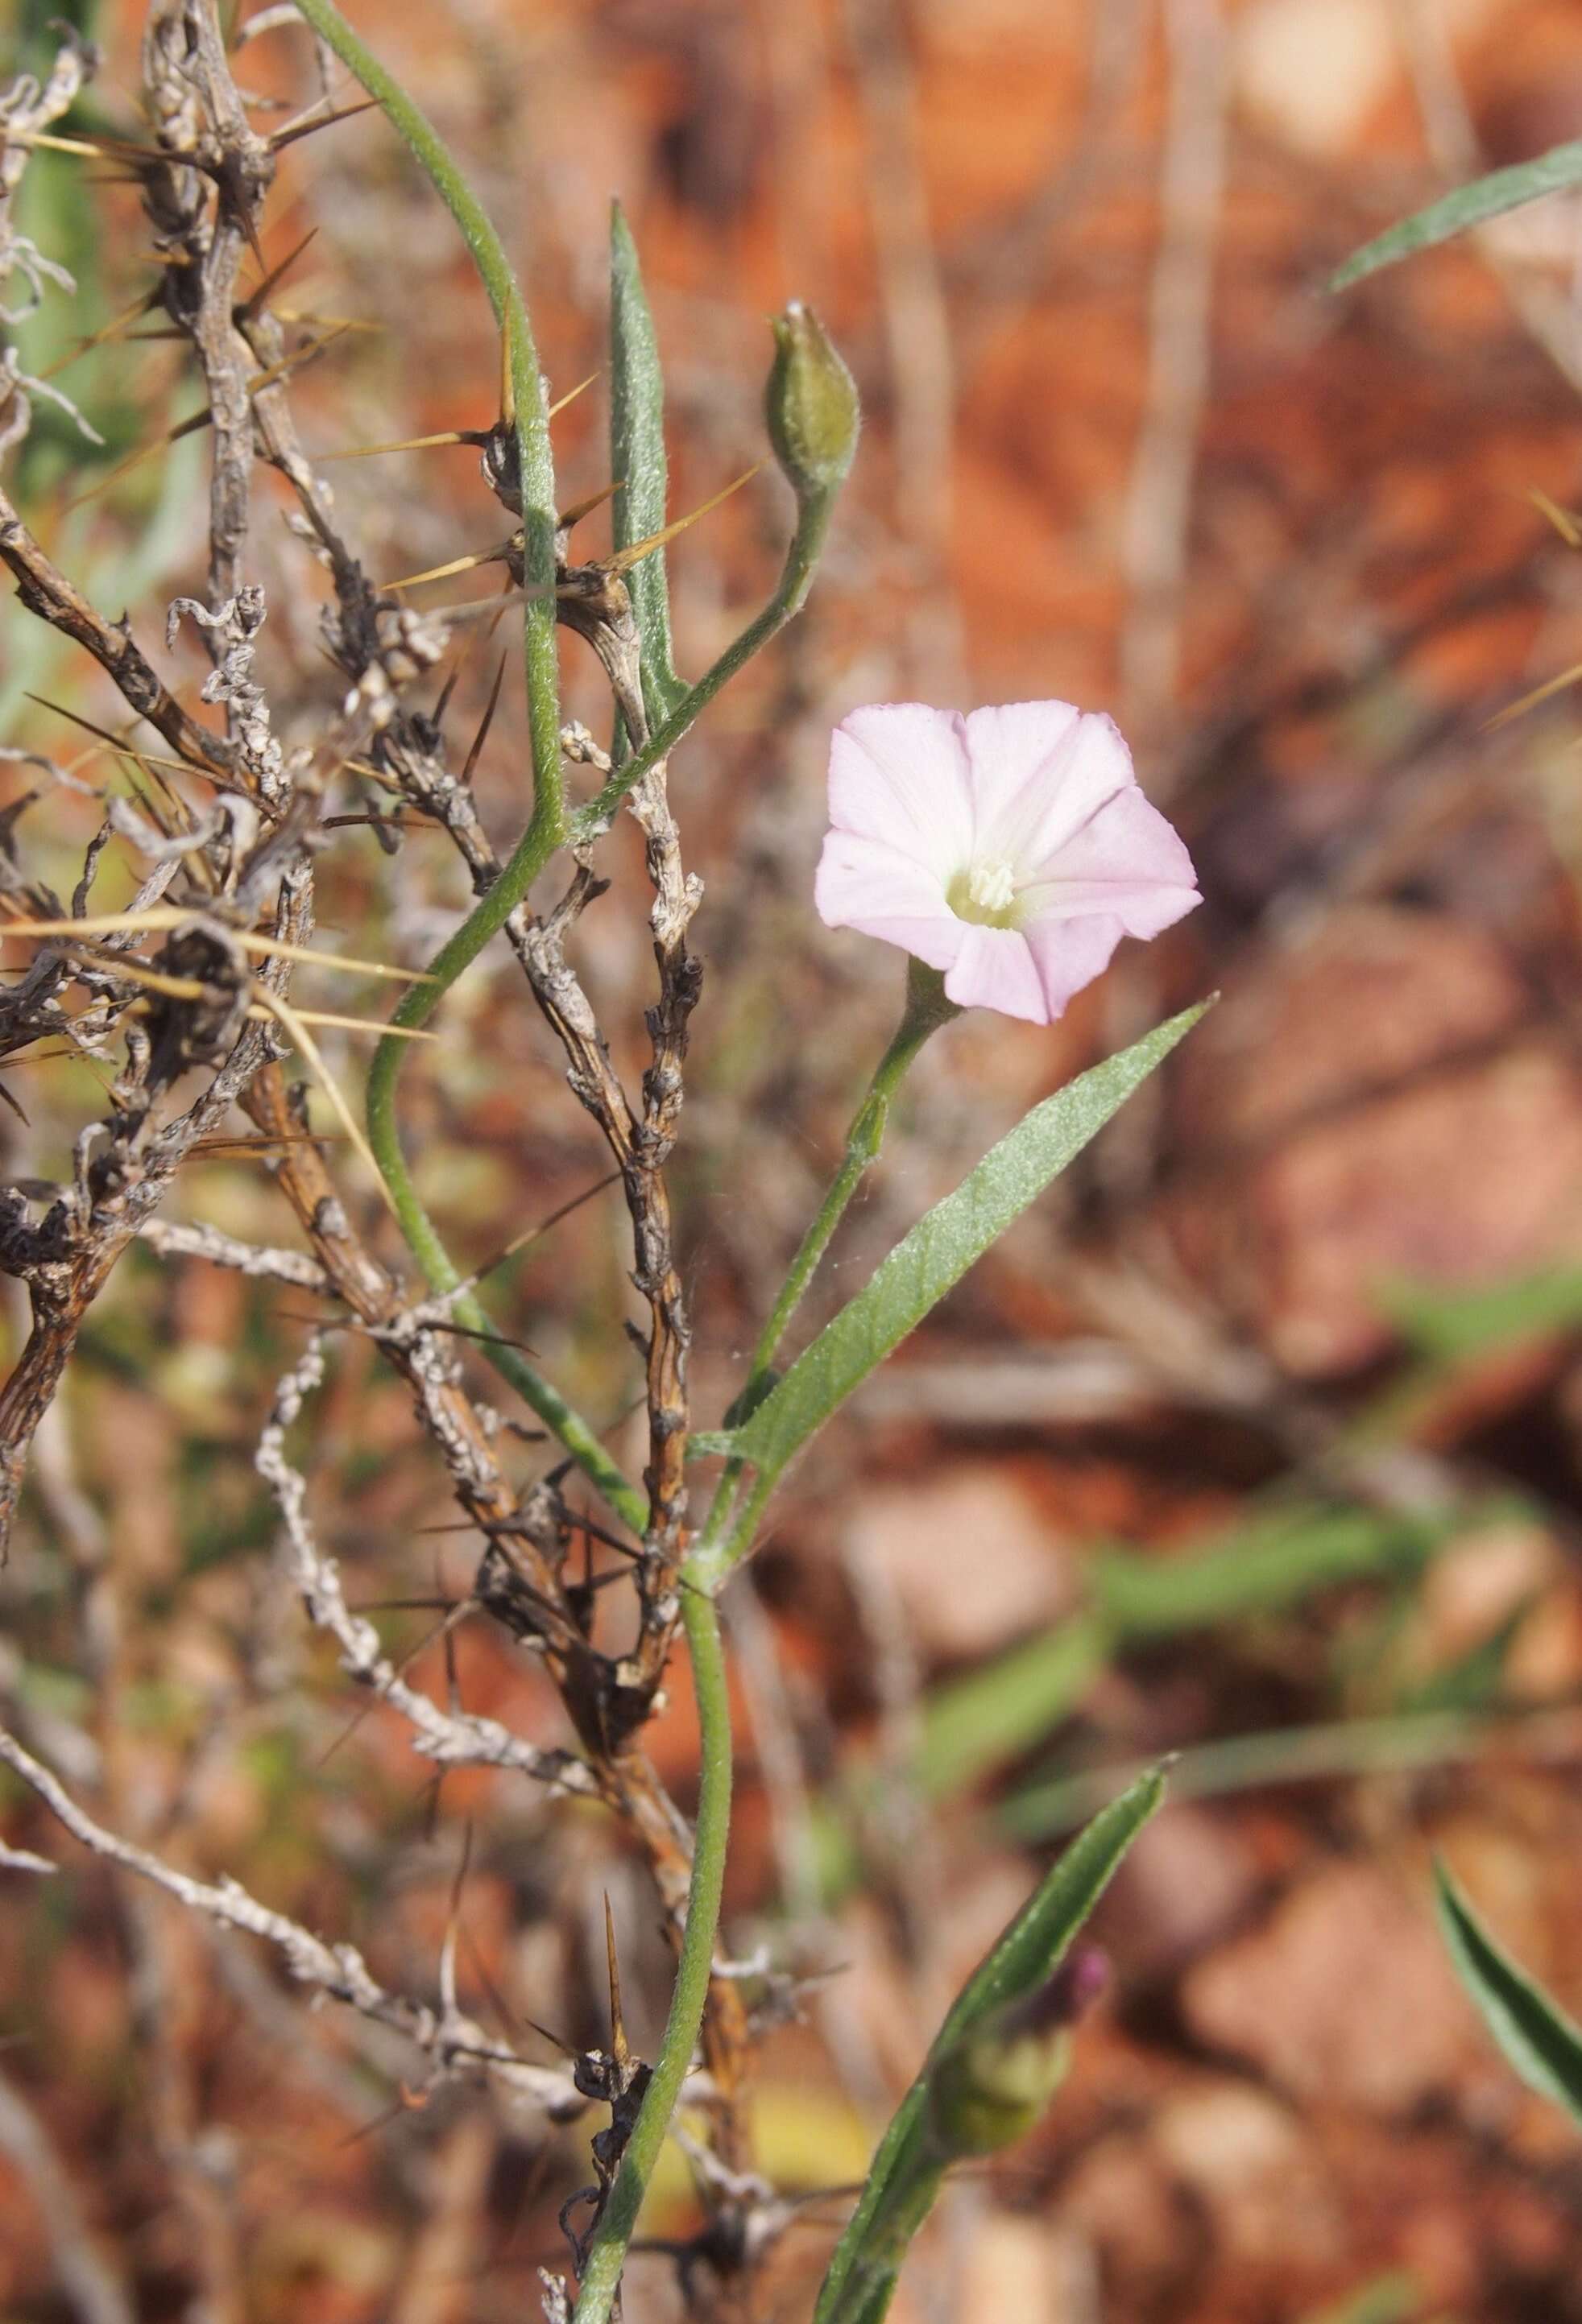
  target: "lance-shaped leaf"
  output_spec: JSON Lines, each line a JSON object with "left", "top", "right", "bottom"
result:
{"left": 814, "top": 1767, "right": 1167, "bottom": 2324}
{"left": 609, "top": 201, "right": 686, "bottom": 723}
{"left": 725, "top": 1002, "right": 1208, "bottom": 1497}
{"left": 1330, "top": 138, "right": 1582, "bottom": 292}
{"left": 1435, "top": 1859, "right": 1582, "bottom": 2125}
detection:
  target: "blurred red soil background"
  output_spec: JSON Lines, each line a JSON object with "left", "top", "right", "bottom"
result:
{"left": 8, "top": 0, "right": 1582, "bottom": 2318}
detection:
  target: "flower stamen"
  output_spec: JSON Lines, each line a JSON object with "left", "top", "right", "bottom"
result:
{"left": 950, "top": 857, "right": 1020, "bottom": 928}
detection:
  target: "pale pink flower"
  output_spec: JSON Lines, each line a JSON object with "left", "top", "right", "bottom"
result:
{"left": 814, "top": 701, "right": 1200, "bottom": 1023}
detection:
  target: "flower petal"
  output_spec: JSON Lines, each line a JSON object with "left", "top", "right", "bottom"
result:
{"left": 816, "top": 695, "right": 1199, "bottom": 1026}
{"left": 1021, "top": 910, "right": 1131, "bottom": 1019}
{"left": 1018, "top": 784, "right": 1201, "bottom": 937}
{"left": 942, "top": 924, "right": 1052, "bottom": 1021}
{"left": 814, "top": 829, "right": 966, "bottom": 973}
{"left": 962, "top": 702, "right": 1132, "bottom": 869}
{"left": 828, "top": 703, "right": 974, "bottom": 879}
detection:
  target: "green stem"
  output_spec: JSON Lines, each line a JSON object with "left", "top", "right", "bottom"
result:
{"left": 565, "top": 482, "right": 849, "bottom": 2304}
{"left": 691, "top": 961, "right": 956, "bottom": 1592}
{"left": 751, "top": 960, "right": 957, "bottom": 1391}
{"left": 816, "top": 2139, "right": 947, "bottom": 2324}
{"left": 570, "top": 1582, "right": 733, "bottom": 2324}
{"left": 572, "top": 490, "right": 834, "bottom": 841}
{"left": 290, "top": 0, "right": 561, "bottom": 833}
{"left": 363, "top": 829, "right": 648, "bottom": 1536}
{"left": 288, "top": 4, "right": 647, "bottom": 1520}
{"left": 566, "top": 466, "right": 855, "bottom": 2310}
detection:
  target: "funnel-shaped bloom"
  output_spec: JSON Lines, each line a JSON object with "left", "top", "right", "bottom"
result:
{"left": 815, "top": 701, "right": 1200, "bottom": 1023}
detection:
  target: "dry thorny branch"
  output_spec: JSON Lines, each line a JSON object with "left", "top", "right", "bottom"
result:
{"left": 0, "top": 8, "right": 768, "bottom": 2302}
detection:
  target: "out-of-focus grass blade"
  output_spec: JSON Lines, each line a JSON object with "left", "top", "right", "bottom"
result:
{"left": 813, "top": 1768, "right": 1167, "bottom": 2324}
{"left": 609, "top": 201, "right": 686, "bottom": 725}
{"left": 1385, "top": 1268, "right": 1582, "bottom": 1364}
{"left": 12, "top": 0, "right": 136, "bottom": 494}
{"left": 917, "top": 1615, "right": 1109, "bottom": 1798}
{"left": 1435, "top": 1859, "right": 1582, "bottom": 2124}
{"left": 1299, "top": 2274, "right": 1425, "bottom": 2324}
{"left": 1395, "top": 1599, "right": 1534, "bottom": 1718}
{"left": 728, "top": 1003, "right": 1210, "bottom": 1501}
{"left": 915, "top": 1500, "right": 1476, "bottom": 1801}
{"left": 1091, "top": 1502, "right": 1452, "bottom": 1640}
{"left": 1004, "top": 1704, "right": 1556, "bottom": 1842}
{"left": 1329, "top": 138, "right": 1582, "bottom": 292}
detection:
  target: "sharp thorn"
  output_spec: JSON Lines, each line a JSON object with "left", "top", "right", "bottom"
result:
{"left": 39, "top": 287, "right": 164, "bottom": 380}
{"left": 604, "top": 461, "right": 766, "bottom": 577}
{"left": 603, "top": 1893, "right": 629, "bottom": 2068}
{"left": 460, "top": 654, "right": 508, "bottom": 786}
{"left": 557, "top": 478, "right": 622, "bottom": 531}
{"left": 238, "top": 225, "right": 320, "bottom": 318}
{"left": 317, "top": 428, "right": 486, "bottom": 462}
{"left": 548, "top": 369, "right": 600, "bottom": 419}
{"left": 498, "top": 328, "right": 516, "bottom": 429}
{"left": 382, "top": 533, "right": 519, "bottom": 592}
{"left": 269, "top": 97, "right": 379, "bottom": 151}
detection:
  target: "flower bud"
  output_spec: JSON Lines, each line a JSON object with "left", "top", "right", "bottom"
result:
{"left": 764, "top": 302, "right": 859, "bottom": 503}
{"left": 928, "top": 1945, "right": 1110, "bottom": 2160}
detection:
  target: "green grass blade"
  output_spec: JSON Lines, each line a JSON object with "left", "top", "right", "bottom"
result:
{"left": 1386, "top": 1267, "right": 1582, "bottom": 1363}
{"left": 814, "top": 1768, "right": 1167, "bottom": 2324}
{"left": 609, "top": 201, "right": 686, "bottom": 722}
{"left": 1434, "top": 1859, "right": 1582, "bottom": 2124}
{"left": 914, "top": 1501, "right": 1470, "bottom": 1803}
{"left": 916, "top": 1615, "right": 1111, "bottom": 1797}
{"left": 1005, "top": 1705, "right": 1542, "bottom": 1842}
{"left": 1299, "top": 2274, "right": 1424, "bottom": 2324}
{"left": 1330, "top": 139, "right": 1582, "bottom": 291}
{"left": 1092, "top": 1502, "right": 1448, "bottom": 1640}
{"left": 723, "top": 1003, "right": 1209, "bottom": 1504}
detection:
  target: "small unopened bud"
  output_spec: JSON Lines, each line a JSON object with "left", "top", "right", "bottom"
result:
{"left": 929, "top": 1945, "right": 1110, "bottom": 2160}
{"left": 765, "top": 302, "right": 859, "bottom": 503}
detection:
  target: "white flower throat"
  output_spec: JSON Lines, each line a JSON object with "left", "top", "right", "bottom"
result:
{"left": 948, "top": 855, "right": 1021, "bottom": 928}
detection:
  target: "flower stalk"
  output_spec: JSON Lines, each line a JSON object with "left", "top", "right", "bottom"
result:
{"left": 745, "top": 960, "right": 959, "bottom": 1400}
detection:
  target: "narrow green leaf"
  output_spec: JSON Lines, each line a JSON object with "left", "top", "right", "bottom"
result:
{"left": 814, "top": 1768, "right": 1167, "bottom": 2324}
{"left": 1329, "top": 138, "right": 1582, "bottom": 292}
{"left": 942, "top": 1764, "right": 1166, "bottom": 2046}
{"left": 609, "top": 201, "right": 686, "bottom": 722}
{"left": 730, "top": 1003, "right": 1209, "bottom": 1492}
{"left": 1434, "top": 1859, "right": 1582, "bottom": 2124}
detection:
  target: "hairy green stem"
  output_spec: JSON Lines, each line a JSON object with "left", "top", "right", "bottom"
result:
{"left": 564, "top": 461, "right": 855, "bottom": 2310}
{"left": 570, "top": 1582, "right": 733, "bottom": 2323}
{"left": 749, "top": 961, "right": 957, "bottom": 1392}
{"left": 284, "top": 4, "right": 650, "bottom": 1516}
{"left": 290, "top": 0, "right": 561, "bottom": 831}
{"left": 691, "top": 962, "right": 955, "bottom": 1592}
{"left": 362, "top": 832, "right": 648, "bottom": 1534}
